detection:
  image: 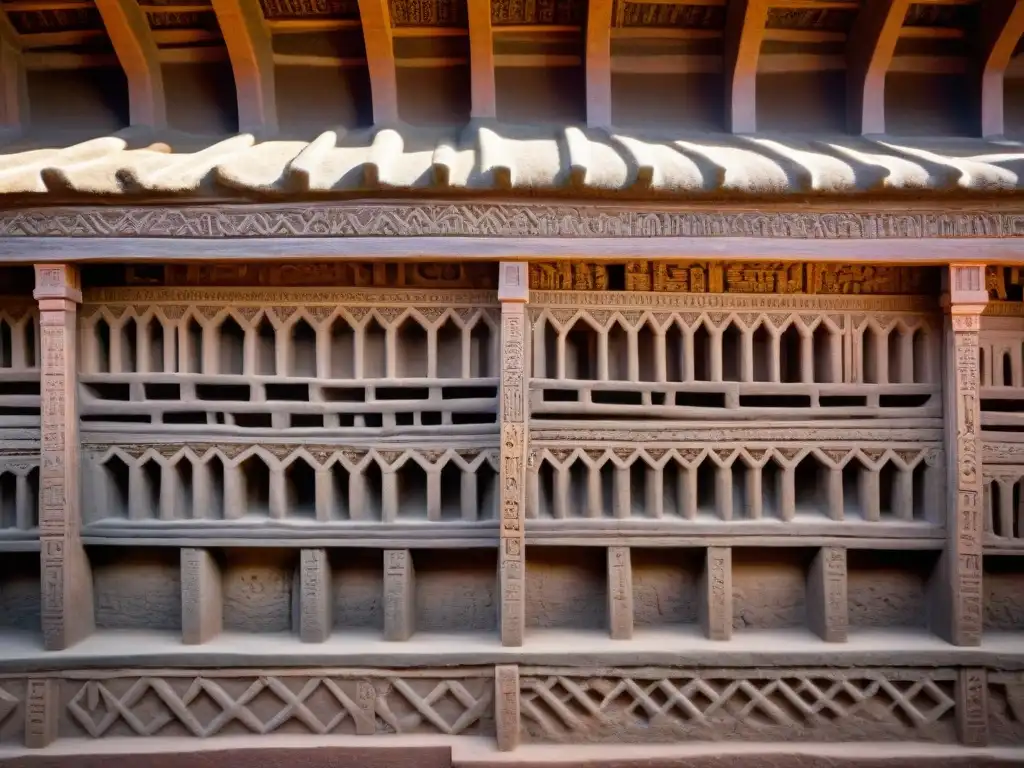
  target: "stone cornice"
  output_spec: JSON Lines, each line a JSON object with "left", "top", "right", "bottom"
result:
{"left": 2, "top": 202, "right": 1024, "bottom": 239}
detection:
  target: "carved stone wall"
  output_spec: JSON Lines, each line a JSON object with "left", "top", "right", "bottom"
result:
{"left": 0, "top": 258, "right": 1021, "bottom": 761}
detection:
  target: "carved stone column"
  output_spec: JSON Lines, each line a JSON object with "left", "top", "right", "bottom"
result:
{"left": 34, "top": 264, "right": 94, "bottom": 650}
{"left": 936, "top": 264, "right": 987, "bottom": 647}
{"left": 499, "top": 263, "right": 528, "bottom": 647}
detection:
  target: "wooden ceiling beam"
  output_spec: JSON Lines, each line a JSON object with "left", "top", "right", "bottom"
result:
{"left": 0, "top": 10, "right": 27, "bottom": 131}
{"left": 95, "top": 0, "right": 167, "bottom": 129}
{"left": 724, "top": 0, "right": 768, "bottom": 134}
{"left": 847, "top": 0, "right": 911, "bottom": 135}
{"left": 586, "top": 0, "right": 613, "bottom": 127}
{"left": 979, "top": 0, "right": 1024, "bottom": 138}
{"left": 468, "top": 0, "right": 496, "bottom": 119}
{"left": 212, "top": 0, "right": 277, "bottom": 134}
{"left": 357, "top": 0, "right": 398, "bottom": 124}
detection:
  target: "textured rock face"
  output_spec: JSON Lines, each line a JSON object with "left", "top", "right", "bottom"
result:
{"left": 0, "top": 257, "right": 1022, "bottom": 765}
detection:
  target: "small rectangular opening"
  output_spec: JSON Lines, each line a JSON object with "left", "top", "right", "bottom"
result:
{"left": 675, "top": 392, "right": 726, "bottom": 408}
{"left": 879, "top": 395, "right": 932, "bottom": 408}
{"left": 84, "top": 383, "right": 131, "bottom": 401}
{"left": 290, "top": 414, "right": 323, "bottom": 428}
{"left": 164, "top": 412, "right": 207, "bottom": 425}
{"left": 442, "top": 386, "right": 496, "bottom": 399}
{"left": 452, "top": 412, "right": 495, "bottom": 425}
{"left": 0, "top": 382, "right": 39, "bottom": 396}
{"left": 543, "top": 389, "right": 579, "bottom": 403}
{"left": 196, "top": 384, "right": 250, "bottom": 401}
{"left": 81, "top": 414, "right": 149, "bottom": 423}
{"left": 144, "top": 383, "right": 181, "bottom": 400}
{"left": 376, "top": 387, "right": 430, "bottom": 401}
{"left": 421, "top": 412, "right": 442, "bottom": 426}
{"left": 819, "top": 396, "right": 866, "bottom": 408}
{"left": 739, "top": 395, "right": 812, "bottom": 408}
{"left": 592, "top": 390, "right": 643, "bottom": 406}
{"left": 266, "top": 384, "right": 310, "bottom": 402}
{"left": 233, "top": 413, "right": 273, "bottom": 428}
{"left": 322, "top": 387, "right": 365, "bottom": 403}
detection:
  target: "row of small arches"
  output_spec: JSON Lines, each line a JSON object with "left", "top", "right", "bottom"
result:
{"left": 88, "top": 314, "right": 495, "bottom": 380}
{"left": 534, "top": 318, "right": 935, "bottom": 385}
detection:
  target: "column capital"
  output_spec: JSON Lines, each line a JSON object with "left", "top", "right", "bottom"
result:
{"left": 498, "top": 262, "right": 529, "bottom": 304}
{"left": 33, "top": 264, "right": 82, "bottom": 303}
{"left": 942, "top": 264, "right": 988, "bottom": 311}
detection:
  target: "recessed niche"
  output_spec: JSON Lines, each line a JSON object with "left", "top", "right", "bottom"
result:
{"left": 330, "top": 318, "right": 356, "bottom": 379}
{"left": 437, "top": 320, "right": 463, "bottom": 379}
{"left": 0, "top": 552, "right": 40, "bottom": 632}
{"left": 239, "top": 455, "right": 271, "bottom": 517}
{"left": 526, "top": 547, "right": 605, "bottom": 631}
{"left": 92, "top": 547, "right": 181, "bottom": 631}
{"left": 414, "top": 549, "right": 497, "bottom": 633}
{"left": 984, "top": 555, "right": 1024, "bottom": 632}
{"left": 732, "top": 548, "right": 813, "bottom": 631}
{"left": 285, "top": 458, "right": 317, "bottom": 519}
{"left": 847, "top": 550, "right": 938, "bottom": 630}
{"left": 331, "top": 548, "right": 383, "bottom": 631}
{"left": 222, "top": 549, "right": 296, "bottom": 633}
{"left": 632, "top": 548, "right": 700, "bottom": 628}
{"left": 396, "top": 319, "right": 428, "bottom": 378}
{"left": 218, "top": 316, "right": 245, "bottom": 375}
{"left": 164, "top": 62, "right": 240, "bottom": 135}
{"left": 290, "top": 319, "right": 318, "bottom": 377}
{"left": 364, "top": 319, "right": 387, "bottom": 378}
{"left": 28, "top": 68, "right": 129, "bottom": 134}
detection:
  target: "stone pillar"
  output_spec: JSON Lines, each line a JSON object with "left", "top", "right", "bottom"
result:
{"left": 807, "top": 547, "right": 847, "bottom": 643}
{"left": 935, "top": 264, "right": 986, "bottom": 647}
{"left": 181, "top": 548, "right": 222, "bottom": 644}
{"left": 700, "top": 546, "right": 732, "bottom": 641}
{"left": 34, "top": 265, "right": 93, "bottom": 651}
{"left": 495, "top": 664, "right": 520, "bottom": 752}
{"left": 24, "top": 679, "right": 59, "bottom": 749}
{"left": 297, "top": 548, "right": 331, "bottom": 643}
{"left": 607, "top": 546, "right": 633, "bottom": 640}
{"left": 384, "top": 549, "right": 415, "bottom": 641}
{"left": 498, "top": 263, "right": 528, "bottom": 647}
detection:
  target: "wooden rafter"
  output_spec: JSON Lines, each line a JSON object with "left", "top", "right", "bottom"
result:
{"left": 357, "top": 0, "right": 398, "bottom": 124}
{"left": 0, "top": 9, "right": 27, "bottom": 130}
{"left": 724, "top": 0, "right": 768, "bottom": 134}
{"left": 211, "top": 0, "right": 277, "bottom": 134}
{"left": 95, "top": 0, "right": 166, "bottom": 129}
{"left": 468, "top": 0, "right": 496, "bottom": 119}
{"left": 846, "top": 0, "right": 912, "bottom": 135}
{"left": 979, "top": 0, "right": 1024, "bottom": 138}
{"left": 586, "top": 0, "right": 613, "bottom": 127}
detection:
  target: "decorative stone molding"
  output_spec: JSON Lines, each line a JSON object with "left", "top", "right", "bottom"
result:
{"left": 1, "top": 204, "right": 1024, "bottom": 239}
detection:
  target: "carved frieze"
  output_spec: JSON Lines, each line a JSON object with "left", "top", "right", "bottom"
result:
{"left": 389, "top": 0, "right": 466, "bottom": 26}
{"left": 614, "top": 1, "right": 724, "bottom": 29}
{"left": 531, "top": 261, "right": 936, "bottom": 295}
{"left": 4, "top": 205, "right": 1024, "bottom": 239}
{"left": 258, "top": 0, "right": 359, "bottom": 18}
{"left": 490, "top": 0, "right": 582, "bottom": 25}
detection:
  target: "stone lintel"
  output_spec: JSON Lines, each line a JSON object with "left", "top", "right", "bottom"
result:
{"left": 700, "top": 546, "right": 732, "bottom": 642}
{"left": 181, "top": 548, "right": 222, "bottom": 645}
{"left": 807, "top": 547, "right": 848, "bottom": 643}
{"left": 384, "top": 549, "right": 415, "bottom": 641}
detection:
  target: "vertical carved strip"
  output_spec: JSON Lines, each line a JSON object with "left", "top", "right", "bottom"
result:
{"left": 956, "top": 667, "right": 988, "bottom": 746}
{"left": 181, "top": 547, "right": 222, "bottom": 645}
{"left": 499, "top": 262, "right": 528, "bottom": 648}
{"left": 24, "top": 678, "right": 58, "bottom": 749}
{"left": 495, "top": 664, "right": 520, "bottom": 752}
{"left": 298, "top": 548, "right": 331, "bottom": 643}
{"left": 700, "top": 546, "right": 731, "bottom": 641}
{"left": 938, "top": 264, "right": 987, "bottom": 647}
{"left": 35, "top": 265, "right": 93, "bottom": 651}
{"left": 384, "top": 549, "right": 415, "bottom": 641}
{"left": 607, "top": 546, "right": 633, "bottom": 640}
{"left": 807, "top": 547, "right": 847, "bottom": 643}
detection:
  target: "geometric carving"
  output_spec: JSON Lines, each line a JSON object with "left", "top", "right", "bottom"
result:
{"left": 65, "top": 673, "right": 493, "bottom": 737}
{"left": 520, "top": 669, "right": 958, "bottom": 743}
